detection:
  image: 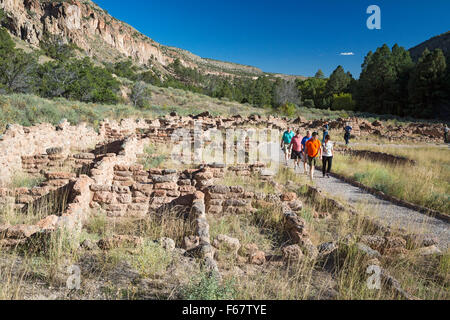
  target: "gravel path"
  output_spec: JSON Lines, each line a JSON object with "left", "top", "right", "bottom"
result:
{"left": 288, "top": 160, "right": 450, "bottom": 251}
{"left": 335, "top": 141, "right": 449, "bottom": 149}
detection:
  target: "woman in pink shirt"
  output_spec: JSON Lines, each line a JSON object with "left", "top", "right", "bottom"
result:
{"left": 290, "top": 130, "right": 303, "bottom": 170}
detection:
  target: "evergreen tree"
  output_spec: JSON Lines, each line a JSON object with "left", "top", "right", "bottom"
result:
{"left": 323, "top": 65, "right": 352, "bottom": 107}
{"left": 37, "top": 57, "right": 120, "bottom": 104}
{"left": 40, "top": 34, "right": 77, "bottom": 62}
{"left": 314, "top": 69, "right": 325, "bottom": 79}
{"left": 356, "top": 44, "right": 413, "bottom": 115}
{"left": 408, "top": 48, "right": 447, "bottom": 118}
{"left": 0, "top": 27, "right": 14, "bottom": 52}
{"left": 0, "top": 9, "right": 6, "bottom": 25}
{"left": 0, "top": 28, "right": 38, "bottom": 93}
{"left": 297, "top": 77, "right": 327, "bottom": 109}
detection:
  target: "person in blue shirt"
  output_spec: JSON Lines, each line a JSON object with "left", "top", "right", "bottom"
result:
{"left": 322, "top": 122, "right": 329, "bottom": 144}
{"left": 344, "top": 123, "right": 352, "bottom": 145}
{"left": 281, "top": 127, "right": 295, "bottom": 164}
{"left": 301, "top": 130, "right": 312, "bottom": 174}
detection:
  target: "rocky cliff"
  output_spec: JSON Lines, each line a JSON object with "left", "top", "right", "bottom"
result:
{"left": 0, "top": 0, "right": 263, "bottom": 76}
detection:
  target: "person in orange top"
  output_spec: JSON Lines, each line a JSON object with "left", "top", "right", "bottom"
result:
{"left": 305, "top": 132, "right": 322, "bottom": 180}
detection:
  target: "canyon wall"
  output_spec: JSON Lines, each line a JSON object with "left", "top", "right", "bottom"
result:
{"left": 0, "top": 0, "right": 262, "bottom": 75}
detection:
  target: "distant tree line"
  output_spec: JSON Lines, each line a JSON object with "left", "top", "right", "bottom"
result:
{"left": 296, "top": 44, "right": 449, "bottom": 119}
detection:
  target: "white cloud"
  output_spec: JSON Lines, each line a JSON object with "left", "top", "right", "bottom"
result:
{"left": 339, "top": 52, "right": 355, "bottom": 56}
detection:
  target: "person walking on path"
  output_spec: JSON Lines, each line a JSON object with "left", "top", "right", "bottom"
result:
{"left": 281, "top": 127, "right": 295, "bottom": 165}
{"left": 305, "top": 132, "right": 322, "bottom": 180}
{"left": 445, "top": 124, "right": 449, "bottom": 143}
{"left": 322, "top": 134, "right": 333, "bottom": 178}
{"left": 301, "top": 131, "right": 312, "bottom": 175}
{"left": 290, "top": 130, "right": 303, "bottom": 170}
{"left": 344, "top": 123, "right": 352, "bottom": 146}
{"left": 322, "top": 122, "right": 329, "bottom": 144}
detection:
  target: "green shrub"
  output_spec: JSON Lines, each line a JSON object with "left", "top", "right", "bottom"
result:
{"left": 332, "top": 93, "right": 356, "bottom": 111}
{"left": 181, "top": 273, "right": 236, "bottom": 300}
{"left": 303, "top": 99, "right": 315, "bottom": 108}
{"left": 106, "top": 58, "right": 138, "bottom": 80}
{"left": 278, "top": 102, "right": 297, "bottom": 117}
{"left": 37, "top": 57, "right": 120, "bottom": 104}
{"left": 39, "top": 33, "right": 77, "bottom": 61}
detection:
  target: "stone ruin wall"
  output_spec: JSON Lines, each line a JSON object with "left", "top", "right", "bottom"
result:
{"left": 0, "top": 121, "right": 99, "bottom": 187}
{"left": 0, "top": 119, "right": 154, "bottom": 187}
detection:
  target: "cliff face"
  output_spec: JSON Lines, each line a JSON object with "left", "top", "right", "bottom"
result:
{"left": 0, "top": 0, "right": 262, "bottom": 75}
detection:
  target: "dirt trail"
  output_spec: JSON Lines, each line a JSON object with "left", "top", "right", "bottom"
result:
{"left": 288, "top": 161, "right": 450, "bottom": 251}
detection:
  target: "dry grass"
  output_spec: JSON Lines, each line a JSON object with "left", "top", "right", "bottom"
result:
{"left": 333, "top": 145, "right": 450, "bottom": 213}
{"left": 7, "top": 172, "right": 45, "bottom": 189}
{"left": 85, "top": 206, "right": 193, "bottom": 247}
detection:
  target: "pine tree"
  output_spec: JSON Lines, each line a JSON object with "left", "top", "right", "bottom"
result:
{"left": 0, "top": 27, "right": 14, "bottom": 52}
{"left": 356, "top": 44, "right": 413, "bottom": 115}
{"left": 323, "top": 66, "right": 352, "bottom": 107}
{"left": 314, "top": 69, "right": 325, "bottom": 79}
{"left": 297, "top": 77, "right": 327, "bottom": 109}
{"left": 408, "top": 48, "right": 447, "bottom": 118}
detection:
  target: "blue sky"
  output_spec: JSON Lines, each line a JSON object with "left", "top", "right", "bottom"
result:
{"left": 93, "top": 0, "right": 450, "bottom": 78}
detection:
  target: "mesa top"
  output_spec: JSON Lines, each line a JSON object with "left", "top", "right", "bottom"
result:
{"left": 306, "top": 139, "right": 321, "bottom": 158}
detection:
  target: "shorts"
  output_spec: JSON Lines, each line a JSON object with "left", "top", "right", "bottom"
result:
{"left": 282, "top": 144, "right": 290, "bottom": 153}
{"left": 307, "top": 156, "right": 319, "bottom": 167}
{"left": 291, "top": 150, "right": 302, "bottom": 160}
{"left": 301, "top": 152, "right": 307, "bottom": 162}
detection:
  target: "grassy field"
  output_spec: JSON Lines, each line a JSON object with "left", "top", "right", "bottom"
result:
{"left": 332, "top": 145, "right": 450, "bottom": 214}
{"left": 0, "top": 91, "right": 265, "bottom": 132}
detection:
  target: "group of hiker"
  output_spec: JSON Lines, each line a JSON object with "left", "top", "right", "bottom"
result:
{"left": 281, "top": 123, "right": 350, "bottom": 180}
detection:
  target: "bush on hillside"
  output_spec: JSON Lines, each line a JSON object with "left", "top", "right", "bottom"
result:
{"left": 331, "top": 93, "right": 356, "bottom": 111}
{"left": 39, "top": 33, "right": 77, "bottom": 61}
{"left": 0, "top": 28, "right": 39, "bottom": 94}
{"left": 37, "top": 58, "right": 120, "bottom": 104}
{"left": 278, "top": 102, "right": 297, "bottom": 117}
{"left": 130, "top": 81, "right": 152, "bottom": 108}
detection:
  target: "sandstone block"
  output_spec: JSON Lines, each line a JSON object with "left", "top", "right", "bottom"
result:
{"left": 179, "top": 185, "right": 196, "bottom": 193}
{"left": 282, "top": 192, "right": 297, "bottom": 202}
{"left": 7, "top": 225, "right": 40, "bottom": 239}
{"left": 116, "top": 193, "right": 132, "bottom": 204}
{"left": 182, "top": 236, "right": 200, "bottom": 251}
{"left": 282, "top": 244, "right": 304, "bottom": 262}
{"left": 249, "top": 250, "right": 266, "bottom": 265}
{"left": 167, "top": 190, "right": 181, "bottom": 198}
{"left": 93, "top": 191, "right": 115, "bottom": 204}
{"left": 207, "top": 205, "right": 222, "bottom": 214}
{"left": 213, "top": 234, "right": 240, "bottom": 255}
{"left": 159, "top": 237, "right": 176, "bottom": 251}
{"left": 154, "top": 182, "right": 178, "bottom": 190}
{"left": 98, "top": 235, "right": 143, "bottom": 250}
{"left": 152, "top": 190, "right": 166, "bottom": 197}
